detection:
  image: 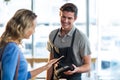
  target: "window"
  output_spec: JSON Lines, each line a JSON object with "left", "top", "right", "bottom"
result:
{"left": 1, "top": 0, "right": 120, "bottom": 79}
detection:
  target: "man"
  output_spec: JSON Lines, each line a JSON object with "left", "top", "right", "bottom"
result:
{"left": 47, "top": 3, "right": 91, "bottom": 80}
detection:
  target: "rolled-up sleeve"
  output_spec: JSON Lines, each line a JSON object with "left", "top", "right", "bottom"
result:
{"left": 47, "top": 41, "right": 52, "bottom": 52}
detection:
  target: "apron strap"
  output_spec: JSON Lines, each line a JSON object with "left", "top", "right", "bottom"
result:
{"left": 71, "top": 29, "right": 77, "bottom": 47}
{"left": 14, "top": 54, "right": 20, "bottom": 80}
{"left": 53, "top": 29, "right": 59, "bottom": 44}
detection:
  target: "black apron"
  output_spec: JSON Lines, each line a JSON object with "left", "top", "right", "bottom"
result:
{"left": 52, "top": 29, "right": 81, "bottom": 79}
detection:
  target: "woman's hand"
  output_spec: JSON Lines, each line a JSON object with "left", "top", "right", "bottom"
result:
{"left": 46, "top": 56, "right": 64, "bottom": 69}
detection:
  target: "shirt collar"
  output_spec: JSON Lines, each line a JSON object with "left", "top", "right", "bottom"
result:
{"left": 58, "top": 26, "right": 76, "bottom": 37}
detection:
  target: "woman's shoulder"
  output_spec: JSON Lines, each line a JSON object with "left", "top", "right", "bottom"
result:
{"left": 6, "top": 42, "right": 18, "bottom": 48}
{"left": 4, "top": 42, "right": 19, "bottom": 55}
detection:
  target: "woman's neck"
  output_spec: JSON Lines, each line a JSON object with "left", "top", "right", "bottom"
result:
{"left": 8, "top": 40, "right": 20, "bottom": 45}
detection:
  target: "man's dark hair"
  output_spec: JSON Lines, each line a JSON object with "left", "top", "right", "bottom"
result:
{"left": 60, "top": 3, "right": 78, "bottom": 17}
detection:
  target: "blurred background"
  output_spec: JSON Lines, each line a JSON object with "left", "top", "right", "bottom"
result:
{"left": 0, "top": 0, "right": 120, "bottom": 80}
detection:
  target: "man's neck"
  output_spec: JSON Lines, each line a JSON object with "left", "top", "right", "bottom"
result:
{"left": 60, "top": 27, "right": 72, "bottom": 37}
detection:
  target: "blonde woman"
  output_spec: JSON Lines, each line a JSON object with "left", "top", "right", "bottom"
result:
{"left": 0, "top": 9, "right": 59, "bottom": 80}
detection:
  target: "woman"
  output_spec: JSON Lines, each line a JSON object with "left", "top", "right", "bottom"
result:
{"left": 0, "top": 9, "right": 59, "bottom": 80}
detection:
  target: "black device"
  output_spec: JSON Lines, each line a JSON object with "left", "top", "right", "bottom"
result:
{"left": 55, "top": 65, "right": 74, "bottom": 78}
{"left": 56, "top": 56, "right": 64, "bottom": 62}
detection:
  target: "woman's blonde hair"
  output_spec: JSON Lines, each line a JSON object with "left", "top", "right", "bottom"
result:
{"left": 0, "top": 9, "right": 37, "bottom": 47}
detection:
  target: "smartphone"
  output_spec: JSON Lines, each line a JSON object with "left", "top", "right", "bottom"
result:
{"left": 57, "top": 56, "right": 64, "bottom": 62}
